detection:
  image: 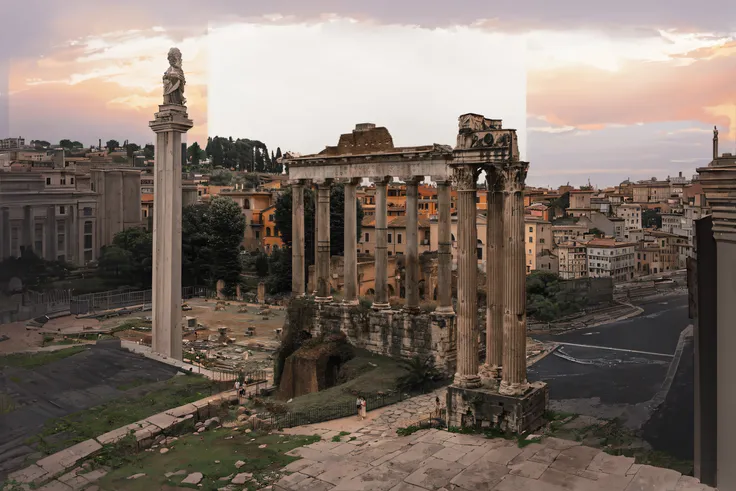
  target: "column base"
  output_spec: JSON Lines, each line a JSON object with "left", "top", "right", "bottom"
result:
{"left": 499, "top": 380, "right": 529, "bottom": 397}
{"left": 403, "top": 305, "right": 420, "bottom": 315}
{"left": 372, "top": 302, "right": 391, "bottom": 311}
{"left": 453, "top": 373, "right": 482, "bottom": 389}
{"left": 315, "top": 296, "right": 333, "bottom": 303}
{"left": 435, "top": 305, "right": 455, "bottom": 315}
{"left": 446, "top": 381, "right": 549, "bottom": 434}
{"left": 479, "top": 364, "right": 502, "bottom": 381}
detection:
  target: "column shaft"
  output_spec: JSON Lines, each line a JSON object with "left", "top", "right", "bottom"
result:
{"left": 436, "top": 181, "right": 453, "bottom": 313}
{"left": 453, "top": 165, "right": 481, "bottom": 388}
{"left": 1, "top": 208, "right": 10, "bottom": 259}
{"left": 344, "top": 179, "right": 359, "bottom": 303}
{"left": 500, "top": 163, "right": 530, "bottom": 395}
{"left": 374, "top": 178, "right": 390, "bottom": 309}
{"left": 405, "top": 178, "right": 420, "bottom": 311}
{"left": 22, "top": 205, "right": 33, "bottom": 253}
{"left": 291, "top": 182, "right": 306, "bottom": 296}
{"left": 45, "top": 205, "right": 56, "bottom": 261}
{"left": 315, "top": 181, "right": 332, "bottom": 300}
{"left": 485, "top": 169, "right": 504, "bottom": 376}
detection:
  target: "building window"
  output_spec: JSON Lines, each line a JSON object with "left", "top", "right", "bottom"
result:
{"left": 365, "top": 233, "right": 369, "bottom": 242}
{"left": 83, "top": 207, "right": 92, "bottom": 216}
{"left": 255, "top": 231, "right": 260, "bottom": 240}
{"left": 91, "top": 182, "right": 95, "bottom": 191}
{"left": 57, "top": 222, "right": 65, "bottom": 253}
{"left": 269, "top": 214, "right": 275, "bottom": 222}
{"left": 529, "top": 227, "right": 533, "bottom": 232}
{"left": 61, "top": 178, "right": 66, "bottom": 185}
{"left": 388, "top": 233, "right": 392, "bottom": 244}
{"left": 540, "top": 238, "right": 545, "bottom": 244}
{"left": 397, "top": 234, "right": 402, "bottom": 244}
{"left": 84, "top": 221, "right": 93, "bottom": 250}
{"left": 10, "top": 227, "right": 19, "bottom": 256}
{"left": 46, "top": 177, "right": 51, "bottom": 185}
{"left": 528, "top": 236, "right": 533, "bottom": 243}
{"left": 59, "top": 205, "right": 65, "bottom": 215}
{"left": 71, "top": 178, "right": 74, "bottom": 185}
{"left": 143, "top": 209, "right": 148, "bottom": 218}
{"left": 265, "top": 227, "right": 271, "bottom": 237}
{"left": 84, "top": 250, "right": 92, "bottom": 263}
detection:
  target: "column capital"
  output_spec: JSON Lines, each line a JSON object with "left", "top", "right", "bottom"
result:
{"left": 500, "top": 161, "right": 529, "bottom": 194}
{"left": 401, "top": 176, "right": 423, "bottom": 185}
{"left": 314, "top": 178, "right": 334, "bottom": 188}
{"left": 289, "top": 178, "right": 309, "bottom": 187}
{"left": 452, "top": 164, "right": 480, "bottom": 191}
{"left": 343, "top": 177, "right": 362, "bottom": 186}
{"left": 372, "top": 176, "right": 392, "bottom": 186}
{"left": 149, "top": 104, "right": 194, "bottom": 133}
{"left": 485, "top": 165, "right": 506, "bottom": 193}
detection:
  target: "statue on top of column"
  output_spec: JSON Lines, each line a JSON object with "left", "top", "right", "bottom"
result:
{"left": 714, "top": 126, "right": 719, "bottom": 139}
{"left": 163, "top": 47, "right": 187, "bottom": 106}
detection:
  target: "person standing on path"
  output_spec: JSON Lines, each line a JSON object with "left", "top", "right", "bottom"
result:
{"left": 361, "top": 397, "right": 367, "bottom": 420}
{"left": 356, "top": 396, "right": 363, "bottom": 421}
{"left": 435, "top": 396, "right": 440, "bottom": 418}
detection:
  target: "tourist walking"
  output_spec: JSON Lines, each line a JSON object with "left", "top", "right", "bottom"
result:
{"left": 361, "top": 397, "right": 367, "bottom": 420}
{"left": 435, "top": 395, "right": 441, "bottom": 418}
{"left": 356, "top": 396, "right": 363, "bottom": 421}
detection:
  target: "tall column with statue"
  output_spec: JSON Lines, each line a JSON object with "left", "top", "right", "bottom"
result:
{"left": 150, "top": 47, "right": 193, "bottom": 360}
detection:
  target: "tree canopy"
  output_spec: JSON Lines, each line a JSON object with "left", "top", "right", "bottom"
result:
{"left": 0, "top": 248, "right": 72, "bottom": 292}
{"left": 205, "top": 136, "right": 282, "bottom": 173}
{"left": 105, "top": 140, "right": 120, "bottom": 153}
{"left": 526, "top": 271, "right": 589, "bottom": 322}
{"left": 187, "top": 142, "right": 206, "bottom": 166}
{"left": 59, "top": 139, "right": 84, "bottom": 150}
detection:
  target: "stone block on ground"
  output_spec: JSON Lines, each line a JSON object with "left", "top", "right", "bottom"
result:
{"left": 181, "top": 472, "right": 203, "bottom": 485}
{"left": 7, "top": 464, "right": 49, "bottom": 485}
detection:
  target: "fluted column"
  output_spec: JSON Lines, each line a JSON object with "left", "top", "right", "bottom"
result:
{"left": 404, "top": 177, "right": 421, "bottom": 312}
{"left": 500, "top": 161, "right": 530, "bottom": 396}
{"left": 22, "top": 205, "right": 33, "bottom": 253}
{"left": 344, "top": 178, "right": 360, "bottom": 304}
{"left": 373, "top": 177, "right": 391, "bottom": 309}
{"left": 45, "top": 205, "right": 56, "bottom": 261}
{"left": 436, "top": 180, "right": 454, "bottom": 314}
{"left": 315, "top": 179, "right": 332, "bottom": 302}
{"left": 291, "top": 180, "right": 306, "bottom": 297}
{"left": 453, "top": 165, "right": 481, "bottom": 388}
{"left": 484, "top": 167, "right": 504, "bottom": 378}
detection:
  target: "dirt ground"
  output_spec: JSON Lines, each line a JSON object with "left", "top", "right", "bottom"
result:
{"left": 0, "top": 298, "right": 286, "bottom": 357}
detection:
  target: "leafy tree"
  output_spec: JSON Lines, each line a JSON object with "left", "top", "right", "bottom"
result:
{"left": 59, "top": 139, "right": 74, "bottom": 149}
{"left": 98, "top": 227, "right": 153, "bottom": 286}
{"left": 254, "top": 252, "right": 269, "bottom": 277}
{"left": 550, "top": 191, "right": 570, "bottom": 215}
{"left": 105, "top": 140, "right": 120, "bottom": 154}
{"left": 182, "top": 204, "right": 215, "bottom": 287}
{"left": 143, "top": 144, "right": 155, "bottom": 160}
{"left": 207, "top": 197, "right": 246, "bottom": 295}
{"left": 31, "top": 140, "right": 50, "bottom": 150}
{"left": 125, "top": 142, "right": 140, "bottom": 159}
{"left": 72, "top": 141, "right": 84, "bottom": 149}
{"left": 525, "top": 270, "right": 589, "bottom": 322}
{"left": 0, "top": 248, "right": 72, "bottom": 291}
{"left": 187, "top": 142, "right": 206, "bottom": 166}
{"left": 209, "top": 168, "right": 233, "bottom": 185}
{"left": 589, "top": 227, "right": 604, "bottom": 237}
{"left": 328, "top": 184, "right": 365, "bottom": 257}
{"left": 642, "top": 209, "right": 662, "bottom": 228}
{"left": 266, "top": 246, "right": 292, "bottom": 294}
{"left": 205, "top": 136, "right": 278, "bottom": 173}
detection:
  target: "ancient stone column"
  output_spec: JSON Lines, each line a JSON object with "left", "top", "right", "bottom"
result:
{"left": 45, "top": 205, "right": 56, "bottom": 261}
{"left": 500, "top": 161, "right": 530, "bottom": 396}
{"left": 453, "top": 165, "right": 481, "bottom": 388}
{"left": 149, "top": 96, "right": 193, "bottom": 361}
{"left": 436, "top": 180, "right": 454, "bottom": 314}
{"left": 315, "top": 179, "right": 332, "bottom": 302}
{"left": 373, "top": 177, "right": 391, "bottom": 310}
{"left": 22, "top": 205, "right": 33, "bottom": 253}
{"left": 0, "top": 207, "right": 10, "bottom": 259}
{"left": 484, "top": 167, "right": 504, "bottom": 378}
{"left": 344, "top": 178, "right": 360, "bottom": 304}
{"left": 404, "top": 176, "right": 421, "bottom": 312}
{"left": 291, "top": 180, "right": 306, "bottom": 297}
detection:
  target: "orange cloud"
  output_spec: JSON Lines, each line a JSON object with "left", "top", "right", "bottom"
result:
{"left": 528, "top": 52, "right": 736, "bottom": 138}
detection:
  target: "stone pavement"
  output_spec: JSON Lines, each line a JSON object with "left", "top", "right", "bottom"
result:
{"left": 370, "top": 390, "right": 445, "bottom": 430}
{"left": 274, "top": 427, "right": 713, "bottom": 491}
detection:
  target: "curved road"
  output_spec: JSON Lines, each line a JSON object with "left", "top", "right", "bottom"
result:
{"left": 529, "top": 294, "right": 691, "bottom": 424}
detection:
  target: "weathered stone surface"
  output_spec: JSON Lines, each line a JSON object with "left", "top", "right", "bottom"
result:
{"left": 36, "top": 480, "right": 73, "bottom": 491}
{"left": 8, "top": 464, "right": 48, "bottom": 484}
{"left": 164, "top": 403, "right": 197, "bottom": 419}
{"left": 181, "top": 472, "right": 203, "bottom": 485}
{"left": 315, "top": 461, "right": 370, "bottom": 485}
{"left": 450, "top": 456, "right": 508, "bottom": 490}
{"left": 549, "top": 445, "right": 600, "bottom": 474}
{"left": 626, "top": 465, "right": 681, "bottom": 491}
{"left": 587, "top": 452, "right": 634, "bottom": 476}
{"left": 331, "top": 463, "right": 409, "bottom": 491}
{"left": 35, "top": 440, "right": 102, "bottom": 478}
{"left": 508, "top": 460, "right": 550, "bottom": 479}
{"left": 231, "top": 472, "right": 253, "bottom": 484}
{"left": 483, "top": 443, "right": 524, "bottom": 466}
{"left": 383, "top": 442, "right": 445, "bottom": 473}
{"left": 403, "top": 456, "right": 465, "bottom": 490}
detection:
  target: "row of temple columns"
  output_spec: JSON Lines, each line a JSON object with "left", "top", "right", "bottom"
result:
{"left": 453, "top": 162, "right": 530, "bottom": 396}
{"left": 0, "top": 205, "right": 77, "bottom": 262}
{"left": 290, "top": 176, "right": 454, "bottom": 313}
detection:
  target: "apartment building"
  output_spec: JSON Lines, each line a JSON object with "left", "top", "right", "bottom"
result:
{"left": 586, "top": 238, "right": 636, "bottom": 282}
{"left": 525, "top": 219, "right": 553, "bottom": 273}
{"left": 614, "top": 203, "right": 642, "bottom": 230}
{"left": 557, "top": 241, "right": 589, "bottom": 280}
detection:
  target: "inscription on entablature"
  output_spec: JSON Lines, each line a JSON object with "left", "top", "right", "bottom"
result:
{"left": 456, "top": 129, "right": 515, "bottom": 151}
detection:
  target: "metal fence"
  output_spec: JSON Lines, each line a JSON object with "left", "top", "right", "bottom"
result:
{"left": 267, "top": 391, "right": 404, "bottom": 429}
{"left": 70, "top": 285, "right": 213, "bottom": 315}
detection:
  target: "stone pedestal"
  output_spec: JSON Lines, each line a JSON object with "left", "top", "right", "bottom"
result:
{"left": 446, "top": 382, "right": 549, "bottom": 434}
{"left": 149, "top": 103, "right": 193, "bottom": 361}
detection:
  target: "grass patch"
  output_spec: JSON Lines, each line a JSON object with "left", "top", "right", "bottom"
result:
{"left": 115, "top": 378, "right": 156, "bottom": 391}
{"left": 271, "top": 349, "right": 411, "bottom": 413}
{"left": 0, "top": 346, "right": 87, "bottom": 369}
{"left": 111, "top": 319, "right": 152, "bottom": 333}
{"left": 396, "top": 425, "right": 422, "bottom": 437}
{"left": 28, "top": 374, "right": 218, "bottom": 456}
{"left": 331, "top": 431, "right": 350, "bottom": 442}
{"left": 96, "top": 429, "right": 320, "bottom": 490}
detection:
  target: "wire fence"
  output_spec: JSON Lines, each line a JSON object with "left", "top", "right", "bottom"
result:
{"left": 264, "top": 391, "right": 405, "bottom": 429}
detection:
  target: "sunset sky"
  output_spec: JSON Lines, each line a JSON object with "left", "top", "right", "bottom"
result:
{"left": 1, "top": 1, "right": 735, "bottom": 187}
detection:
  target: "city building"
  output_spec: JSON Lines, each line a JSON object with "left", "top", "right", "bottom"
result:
{"left": 525, "top": 219, "right": 553, "bottom": 273}
{"left": 614, "top": 203, "right": 642, "bottom": 230}
{"left": 557, "top": 241, "right": 589, "bottom": 280}
{"left": 586, "top": 238, "right": 636, "bottom": 282}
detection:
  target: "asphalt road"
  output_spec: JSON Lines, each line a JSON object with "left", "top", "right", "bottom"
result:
{"left": 528, "top": 293, "right": 693, "bottom": 457}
